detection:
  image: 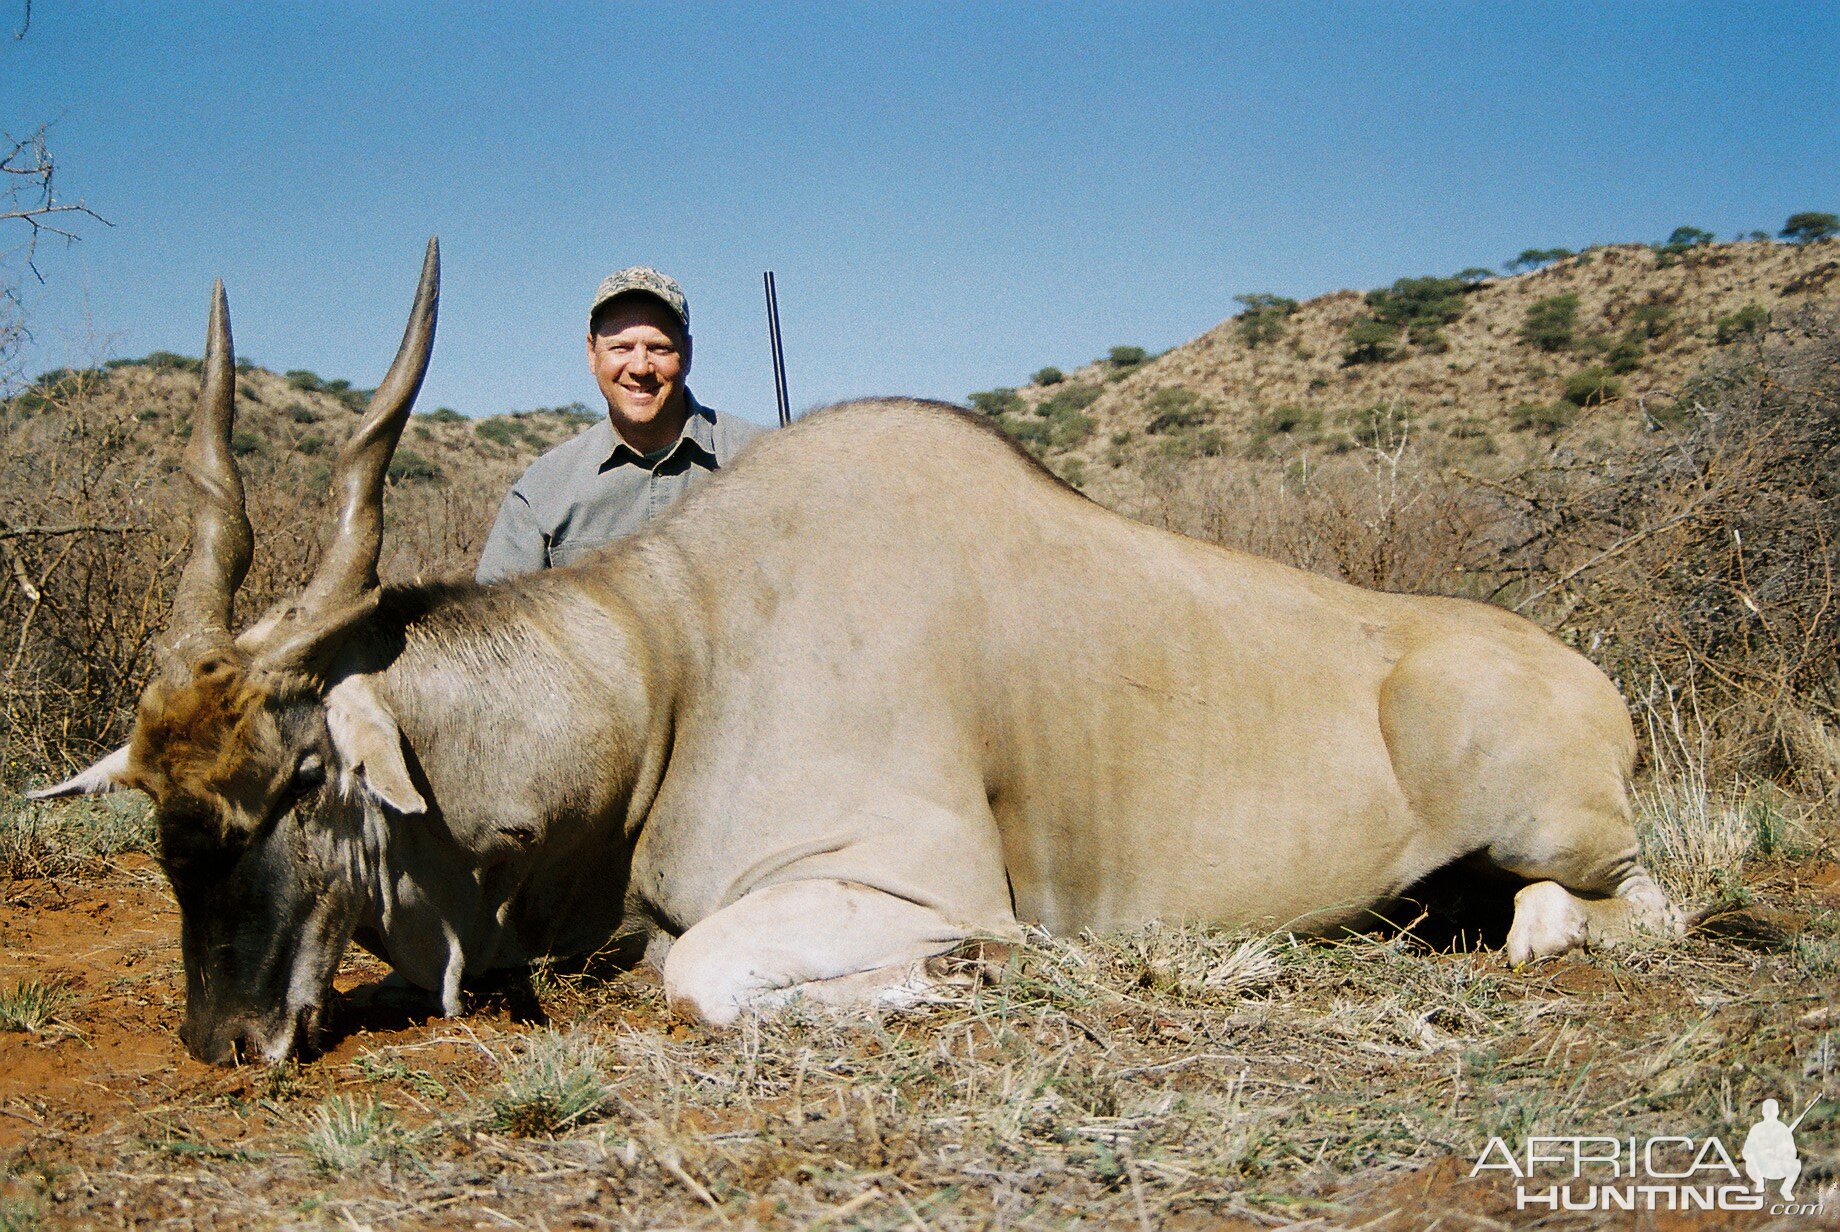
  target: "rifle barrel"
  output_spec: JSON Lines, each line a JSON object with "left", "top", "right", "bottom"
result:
{"left": 764, "top": 271, "right": 790, "bottom": 428}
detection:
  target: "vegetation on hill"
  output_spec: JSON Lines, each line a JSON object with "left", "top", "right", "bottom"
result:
{"left": 961, "top": 223, "right": 1839, "bottom": 792}
{"left": 0, "top": 360, "right": 597, "bottom": 774}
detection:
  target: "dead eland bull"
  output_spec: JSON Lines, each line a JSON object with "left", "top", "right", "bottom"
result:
{"left": 32, "top": 242, "right": 1680, "bottom": 1064}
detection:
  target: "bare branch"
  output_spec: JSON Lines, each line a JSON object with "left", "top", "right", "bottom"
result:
{"left": 0, "top": 522, "right": 150, "bottom": 541}
{"left": 1, "top": 125, "right": 112, "bottom": 281}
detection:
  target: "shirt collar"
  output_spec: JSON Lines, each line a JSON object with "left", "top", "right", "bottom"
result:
{"left": 600, "top": 391, "right": 717, "bottom": 472}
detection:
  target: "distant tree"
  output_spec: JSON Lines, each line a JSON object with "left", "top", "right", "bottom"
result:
{"left": 1031, "top": 366, "right": 1065, "bottom": 386}
{"left": 1454, "top": 267, "right": 1495, "bottom": 284}
{"left": 1233, "top": 293, "right": 1297, "bottom": 348}
{"left": 1657, "top": 226, "right": 1715, "bottom": 254}
{"left": 1106, "top": 345, "right": 1149, "bottom": 368}
{"left": 1342, "top": 315, "right": 1403, "bottom": 365}
{"left": 1358, "top": 276, "right": 1466, "bottom": 354}
{"left": 419, "top": 406, "right": 466, "bottom": 423}
{"left": 1744, "top": 230, "right": 1772, "bottom": 242}
{"left": 1781, "top": 212, "right": 1839, "bottom": 244}
{"left": 1506, "top": 248, "right": 1574, "bottom": 272}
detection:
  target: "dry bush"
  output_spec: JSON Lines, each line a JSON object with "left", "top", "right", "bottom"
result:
{"left": 1501, "top": 310, "right": 1840, "bottom": 787}
{"left": 1132, "top": 418, "right": 1506, "bottom": 600}
{"left": 0, "top": 371, "right": 502, "bottom": 787}
{"left": 1125, "top": 317, "right": 1840, "bottom": 789}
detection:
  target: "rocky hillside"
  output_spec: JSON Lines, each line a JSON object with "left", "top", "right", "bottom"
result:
{"left": 973, "top": 237, "right": 1840, "bottom": 504}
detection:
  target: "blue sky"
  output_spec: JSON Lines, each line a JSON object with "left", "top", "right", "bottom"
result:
{"left": 4, "top": 2, "right": 1837, "bottom": 424}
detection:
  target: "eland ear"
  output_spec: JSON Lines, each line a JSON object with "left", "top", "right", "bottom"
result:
{"left": 27, "top": 745, "right": 135, "bottom": 800}
{"left": 325, "top": 676, "right": 427, "bottom": 816}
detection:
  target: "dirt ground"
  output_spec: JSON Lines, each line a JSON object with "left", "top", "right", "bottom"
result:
{"left": 0, "top": 840, "right": 1835, "bottom": 1230}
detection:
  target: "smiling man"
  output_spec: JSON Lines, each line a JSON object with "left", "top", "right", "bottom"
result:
{"left": 475, "top": 267, "right": 768, "bottom": 582}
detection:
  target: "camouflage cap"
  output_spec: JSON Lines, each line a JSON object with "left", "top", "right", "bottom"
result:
{"left": 589, "top": 266, "right": 689, "bottom": 331}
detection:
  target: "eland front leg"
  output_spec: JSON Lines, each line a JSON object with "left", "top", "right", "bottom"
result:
{"left": 660, "top": 879, "right": 1011, "bottom": 1026}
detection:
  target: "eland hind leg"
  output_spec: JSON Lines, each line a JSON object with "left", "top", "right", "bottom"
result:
{"left": 1378, "top": 631, "right": 1681, "bottom": 966}
{"left": 1489, "top": 800, "right": 1681, "bottom": 965}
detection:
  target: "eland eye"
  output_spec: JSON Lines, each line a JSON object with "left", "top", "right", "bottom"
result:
{"left": 291, "top": 752, "right": 326, "bottom": 796}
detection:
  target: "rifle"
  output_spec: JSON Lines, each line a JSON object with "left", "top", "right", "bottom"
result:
{"left": 763, "top": 271, "right": 791, "bottom": 428}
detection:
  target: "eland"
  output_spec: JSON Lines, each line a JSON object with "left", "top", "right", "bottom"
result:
{"left": 31, "top": 242, "right": 1680, "bottom": 1063}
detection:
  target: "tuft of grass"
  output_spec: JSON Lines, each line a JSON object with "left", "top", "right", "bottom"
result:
{"left": 0, "top": 979, "right": 71, "bottom": 1033}
{"left": 1633, "top": 777, "right": 1793, "bottom": 906}
{"left": 0, "top": 1196, "right": 41, "bottom": 1232}
{"left": 489, "top": 1030, "right": 614, "bottom": 1137}
{"left": 1, "top": 792, "right": 155, "bottom": 879}
{"left": 298, "top": 1095, "right": 404, "bottom": 1173}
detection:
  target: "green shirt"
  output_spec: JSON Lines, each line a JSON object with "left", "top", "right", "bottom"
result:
{"left": 475, "top": 395, "right": 768, "bottom": 583}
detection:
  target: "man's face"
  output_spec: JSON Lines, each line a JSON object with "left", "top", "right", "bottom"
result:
{"left": 587, "top": 295, "right": 691, "bottom": 448}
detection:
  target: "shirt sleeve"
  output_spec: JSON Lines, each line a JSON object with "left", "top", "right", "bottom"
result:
{"left": 475, "top": 487, "right": 548, "bottom": 583}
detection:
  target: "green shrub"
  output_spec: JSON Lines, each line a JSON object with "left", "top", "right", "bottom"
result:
{"left": 1042, "top": 405, "right": 1095, "bottom": 450}
{"left": 1106, "top": 345, "right": 1149, "bottom": 368}
{"left": 993, "top": 412, "right": 1054, "bottom": 453}
{"left": 1031, "top": 367, "right": 1065, "bottom": 386}
{"left": 1602, "top": 337, "right": 1645, "bottom": 374}
{"left": 287, "top": 403, "right": 318, "bottom": 424}
{"left": 1520, "top": 294, "right": 1580, "bottom": 352}
{"left": 143, "top": 351, "right": 202, "bottom": 373}
{"left": 297, "top": 432, "right": 328, "bottom": 456}
{"left": 1342, "top": 315, "right": 1403, "bottom": 365}
{"left": 285, "top": 369, "right": 324, "bottom": 392}
{"left": 1344, "top": 404, "right": 1411, "bottom": 450}
{"left": 475, "top": 418, "right": 521, "bottom": 447}
{"left": 1345, "top": 276, "right": 1467, "bottom": 363}
{"left": 1780, "top": 211, "right": 1838, "bottom": 244}
{"left": 1157, "top": 427, "right": 1225, "bottom": 459}
{"left": 1715, "top": 304, "right": 1770, "bottom": 345}
{"left": 968, "top": 387, "right": 1023, "bottom": 416}
{"left": 555, "top": 401, "right": 596, "bottom": 426}
{"left": 1454, "top": 267, "right": 1495, "bottom": 284}
{"left": 420, "top": 406, "right": 466, "bottom": 424}
{"left": 1622, "top": 303, "right": 1675, "bottom": 340}
{"left": 1233, "top": 293, "right": 1297, "bottom": 348}
{"left": 387, "top": 449, "right": 441, "bottom": 483}
{"left": 1036, "top": 383, "right": 1100, "bottom": 418}
{"left": 230, "top": 430, "right": 261, "bottom": 457}
{"left": 1510, "top": 400, "right": 1576, "bottom": 435}
{"left": 1562, "top": 368, "right": 1622, "bottom": 407}
{"left": 1262, "top": 404, "right": 1319, "bottom": 435}
{"left": 1369, "top": 276, "right": 1466, "bottom": 338}
{"left": 1143, "top": 388, "right": 1208, "bottom": 434}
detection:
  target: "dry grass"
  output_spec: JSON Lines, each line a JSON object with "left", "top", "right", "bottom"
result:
{"left": 6, "top": 872, "right": 1835, "bottom": 1227}
{"left": 0, "top": 979, "right": 70, "bottom": 1035}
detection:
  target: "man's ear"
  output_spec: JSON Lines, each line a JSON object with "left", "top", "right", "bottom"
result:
{"left": 26, "top": 745, "right": 134, "bottom": 800}
{"left": 325, "top": 676, "right": 427, "bottom": 815}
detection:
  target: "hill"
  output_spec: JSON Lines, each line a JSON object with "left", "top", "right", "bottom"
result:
{"left": 974, "top": 237, "right": 1840, "bottom": 508}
